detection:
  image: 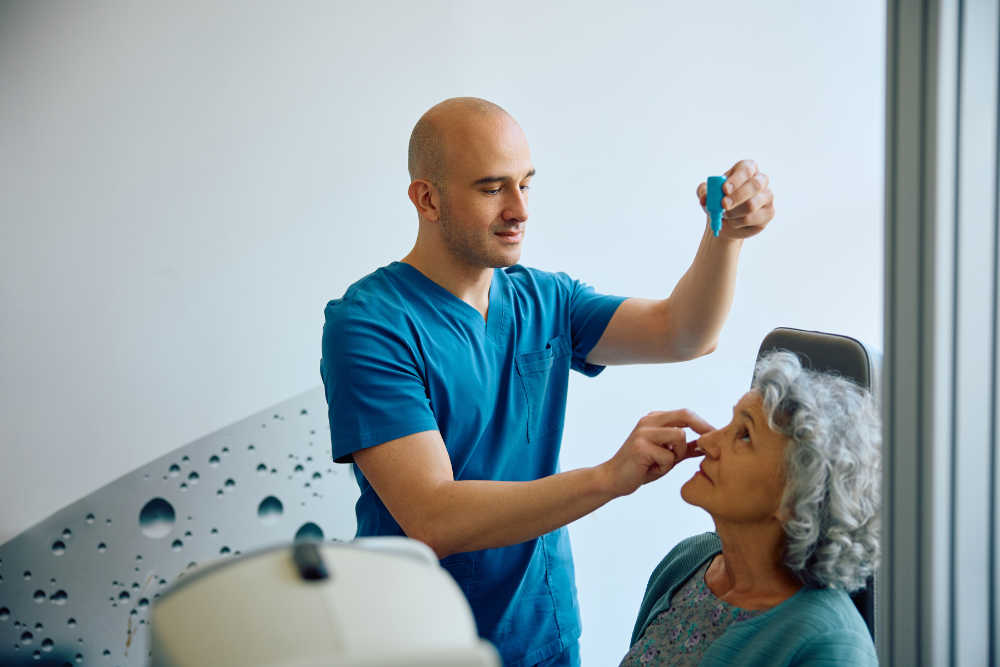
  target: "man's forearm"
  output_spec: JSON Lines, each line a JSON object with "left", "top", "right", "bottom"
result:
{"left": 661, "top": 223, "right": 743, "bottom": 358}
{"left": 407, "top": 466, "right": 618, "bottom": 559}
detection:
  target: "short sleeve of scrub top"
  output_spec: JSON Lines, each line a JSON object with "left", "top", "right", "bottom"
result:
{"left": 320, "top": 261, "right": 627, "bottom": 667}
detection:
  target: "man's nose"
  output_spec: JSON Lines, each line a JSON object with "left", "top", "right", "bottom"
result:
{"left": 504, "top": 189, "right": 529, "bottom": 223}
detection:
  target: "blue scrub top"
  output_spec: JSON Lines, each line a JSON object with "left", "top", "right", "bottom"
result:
{"left": 320, "top": 261, "right": 626, "bottom": 667}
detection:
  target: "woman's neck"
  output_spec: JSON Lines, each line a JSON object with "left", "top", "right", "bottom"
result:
{"left": 706, "top": 519, "right": 803, "bottom": 611}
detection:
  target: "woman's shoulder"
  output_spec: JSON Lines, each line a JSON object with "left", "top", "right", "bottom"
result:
{"left": 700, "top": 587, "right": 877, "bottom": 667}
{"left": 651, "top": 532, "right": 722, "bottom": 580}
{"left": 777, "top": 586, "right": 873, "bottom": 636}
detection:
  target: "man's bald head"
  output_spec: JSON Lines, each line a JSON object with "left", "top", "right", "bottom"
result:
{"left": 407, "top": 97, "right": 512, "bottom": 186}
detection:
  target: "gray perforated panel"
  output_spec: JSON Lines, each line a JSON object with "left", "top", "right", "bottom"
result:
{"left": 0, "top": 386, "right": 360, "bottom": 666}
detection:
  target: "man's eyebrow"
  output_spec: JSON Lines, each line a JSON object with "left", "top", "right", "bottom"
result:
{"left": 472, "top": 169, "right": 536, "bottom": 186}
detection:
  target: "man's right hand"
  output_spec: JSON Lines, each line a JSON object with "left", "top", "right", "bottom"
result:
{"left": 598, "top": 409, "right": 714, "bottom": 498}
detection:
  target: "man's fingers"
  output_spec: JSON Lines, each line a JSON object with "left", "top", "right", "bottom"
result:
{"left": 722, "top": 159, "right": 758, "bottom": 196}
{"left": 643, "top": 409, "right": 715, "bottom": 434}
{"left": 644, "top": 441, "right": 677, "bottom": 472}
{"left": 677, "top": 442, "right": 706, "bottom": 461}
{"left": 724, "top": 172, "right": 769, "bottom": 213}
{"left": 726, "top": 189, "right": 773, "bottom": 224}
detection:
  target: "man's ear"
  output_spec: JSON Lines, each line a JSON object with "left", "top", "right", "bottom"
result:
{"left": 408, "top": 179, "right": 442, "bottom": 222}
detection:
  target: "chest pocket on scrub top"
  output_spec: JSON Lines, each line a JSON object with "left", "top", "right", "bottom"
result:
{"left": 515, "top": 335, "right": 572, "bottom": 442}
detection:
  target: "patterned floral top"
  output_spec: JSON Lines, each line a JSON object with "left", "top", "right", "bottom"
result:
{"left": 619, "top": 559, "right": 763, "bottom": 666}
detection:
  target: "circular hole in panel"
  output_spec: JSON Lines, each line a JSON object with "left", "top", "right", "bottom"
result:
{"left": 184, "top": 531, "right": 192, "bottom": 539}
{"left": 182, "top": 455, "right": 190, "bottom": 463}
{"left": 0, "top": 607, "right": 9, "bottom": 621}
{"left": 222, "top": 447, "right": 229, "bottom": 455}
{"left": 294, "top": 465, "right": 304, "bottom": 475}
{"left": 187, "top": 562, "right": 197, "bottom": 569}
{"left": 106, "top": 518, "right": 112, "bottom": 525}
{"left": 210, "top": 528, "right": 218, "bottom": 535}
{"left": 256, "top": 464, "right": 266, "bottom": 475}
{"left": 138, "top": 598, "right": 149, "bottom": 609}
{"left": 216, "top": 489, "right": 224, "bottom": 496}
{"left": 35, "top": 623, "right": 42, "bottom": 630}
{"left": 21, "top": 631, "right": 33, "bottom": 644}
{"left": 139, "top": 498, "right": 175, "bottom": 538}
{"left": 209, "top": 455, "right": 220, "bottom": 467}
{"left": 258, "top": 496, "right": 283, "bottom": 526}
{"left": 76, "top": 654, "right": 83, "bottom": 663}
{"left": 248, "top": 444, "right": 255, "bottom": 451}
{"left": 97, "top": 543, "right": 106, "bottom": 553}
{"left": 312, "top": 472, "right": 322, "bottom": 480}
{"left": 171, "top": 540, "right": 183, "bottom": 552}
{"left": 33, "top": 650, "right": 40, "bottom": 658}
{"left": 168, "top": 464, "right": 180, "bottom": 477}
{"left": 52, "top": 541, "right": 66, "bottom": 556}
{"left": 295, "top": 522, "right": 324, "bottom": 543}
{"left": 188, "top": 471, "right": 199, "bottom": 484}
{"left": 51, "top": 590, "right": 68, "bottom": 605}
{"left": 62, "top": 529, "right": 72, "bottom": 539}
{"left": 24, "top": 571, "right": 31, "bottom": 580}
{"left": 103, "top": 649, "right": 110, "bottom": 656}
{"left": 220, "top": 546, "right": 230, "bottom": 555}
{"left": 67, "top": 618, "right": 76, "bottom": 627}
{"left": 33, "top": 590, "right": 46, "bottom": 603}
{"left": 118, "top": 591, "right": 130, "bottom": 602}
{"left": 132, "top": 582, "right": 139, "bottom": 589}
{"left": 270, "top": 468, "right": 277, "bottom": 475}
{"left": 42, "top": 638, "right": 53, "bottom": 652}
{"left": 224, "top": 479, "right": 235, "bottom": 491}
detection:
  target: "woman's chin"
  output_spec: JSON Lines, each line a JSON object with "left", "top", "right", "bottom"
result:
{"left": 680, "top": 474, "right": 703, "bottom": 506}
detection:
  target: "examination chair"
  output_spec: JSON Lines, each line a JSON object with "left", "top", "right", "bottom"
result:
{"left": 754, "top": 327, "right": 881, "bottom": 643}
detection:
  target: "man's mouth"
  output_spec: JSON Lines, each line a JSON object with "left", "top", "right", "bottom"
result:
{"left": 495, "top": 229, "right": 523, "bottom": 244}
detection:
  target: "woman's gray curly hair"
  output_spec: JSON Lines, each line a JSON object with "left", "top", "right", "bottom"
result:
{"left": 752, "top": 350, "right": 882, "bottom": 592}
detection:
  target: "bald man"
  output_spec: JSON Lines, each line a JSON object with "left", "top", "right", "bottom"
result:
{"left": 320, "top": 97, "right": 774, "bottom": 667}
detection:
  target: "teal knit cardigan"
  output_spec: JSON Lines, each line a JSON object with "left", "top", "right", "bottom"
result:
{"left": 628, "top": 533, "right": 878, "bottom": 667}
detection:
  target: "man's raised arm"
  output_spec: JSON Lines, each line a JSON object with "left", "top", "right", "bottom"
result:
{"left": 585, "top": 159, "right": 775, "bottom": 367}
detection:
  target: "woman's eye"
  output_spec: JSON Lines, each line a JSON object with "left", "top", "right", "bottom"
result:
{"left": 738, "top": 430, "right": 751, "bottom": 443}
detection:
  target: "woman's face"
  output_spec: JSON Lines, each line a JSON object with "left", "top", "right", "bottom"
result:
{"left": 681, "top": 391, "right": 789, "bottom": 525}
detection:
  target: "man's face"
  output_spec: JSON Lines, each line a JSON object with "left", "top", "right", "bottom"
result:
{"left": 436, "top": 114, "right": 534, "bottom": 269}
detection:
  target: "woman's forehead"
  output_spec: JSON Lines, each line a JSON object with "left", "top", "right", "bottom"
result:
{"left": 734, "top": 391, "right": 763, "bottom": 414}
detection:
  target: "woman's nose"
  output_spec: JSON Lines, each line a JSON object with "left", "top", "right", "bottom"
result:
{"left": 697, "top": 430, "right": 722, "bottom": 457}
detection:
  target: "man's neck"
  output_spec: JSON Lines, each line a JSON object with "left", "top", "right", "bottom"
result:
{"left": 706, "top": 518, "right": 802, "bottom": 610}
{"left": 401, "top": 243, "right": 493, "bottom": 320}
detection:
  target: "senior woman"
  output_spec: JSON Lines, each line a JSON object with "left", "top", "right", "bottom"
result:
{"left": 620, "top": 351, "right": 880, "bottom": 666}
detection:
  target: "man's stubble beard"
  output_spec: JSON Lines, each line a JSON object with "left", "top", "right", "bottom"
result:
{"left": 438, "top": 195, "right": 522, "bottom": 270}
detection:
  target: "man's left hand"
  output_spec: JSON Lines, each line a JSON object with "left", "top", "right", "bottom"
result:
{"left": 697, "top": 159, "right": 775, "bottom": 239}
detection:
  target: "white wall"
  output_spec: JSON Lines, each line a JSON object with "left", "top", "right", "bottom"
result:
{"left": 0, "top": 1, "right": 885, "bottom": 664}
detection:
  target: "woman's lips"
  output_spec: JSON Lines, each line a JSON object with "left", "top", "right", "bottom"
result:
{"left": 696, "top": 466, "right": 713, "bottom": 484}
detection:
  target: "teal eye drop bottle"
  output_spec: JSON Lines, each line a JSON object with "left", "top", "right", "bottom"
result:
{"left": 706, "top": 175, "right": 727, "bottom": 237}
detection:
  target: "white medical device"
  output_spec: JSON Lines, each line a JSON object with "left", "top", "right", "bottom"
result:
{"left": 150, "top": 537, "right": 500, "bottom": 667}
